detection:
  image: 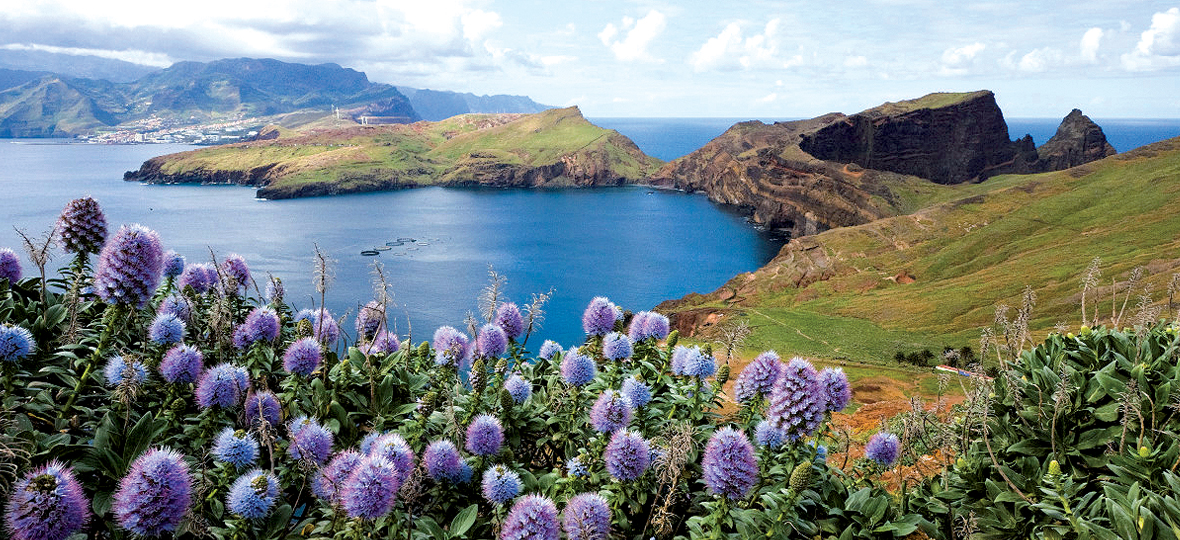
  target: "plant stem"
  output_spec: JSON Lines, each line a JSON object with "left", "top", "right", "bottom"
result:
{"left": 58, "top": 304, "right": 123, "bottom": 419}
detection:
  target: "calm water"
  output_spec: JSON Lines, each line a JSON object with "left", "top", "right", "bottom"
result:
{"left": 0, "top": 139, "right": 780, "bottom": 346}
{"left": 1006, "top": 118, "right": 1180, "bottom": 154}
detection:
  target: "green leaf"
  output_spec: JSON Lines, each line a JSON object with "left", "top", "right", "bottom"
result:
{"left": 449, "top": 504, "right": 478, "bottom": 537}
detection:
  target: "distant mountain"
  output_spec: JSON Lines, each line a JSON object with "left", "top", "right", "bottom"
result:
{"left": 0, "top": 57, "right": 418, "bottom": 137}
{"left": 0, "top": 49, "right": 159, "bottom": 83}
{"left": 0, "top": 68, "right": 49, "bottom": 92}
{"left": 397, "top": 86, "right": 551, "bottom": 121}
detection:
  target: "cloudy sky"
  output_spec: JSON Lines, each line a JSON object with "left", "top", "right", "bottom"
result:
{"left": 1, "top": 0, "right": 1179, "bottom": 117}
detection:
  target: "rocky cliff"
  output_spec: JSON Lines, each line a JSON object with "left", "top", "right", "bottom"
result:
{"left": 649, "top": 91, "right": 1115, "bottom": 236}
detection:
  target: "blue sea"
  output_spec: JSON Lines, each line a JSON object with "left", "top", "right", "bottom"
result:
{"left": 1, "top": 116, "right": 1177, "bottom": 346}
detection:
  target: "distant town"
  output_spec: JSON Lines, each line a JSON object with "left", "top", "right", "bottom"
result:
{"left": 78, "top": 115, "right": 264, "bottom": 145}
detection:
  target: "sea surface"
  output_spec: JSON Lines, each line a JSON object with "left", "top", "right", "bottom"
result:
{"left": 2, "top": 117, "right": 1178, "bottom": 346}
{"left": 0, "top": 139, "right": 779, "bottom": 347}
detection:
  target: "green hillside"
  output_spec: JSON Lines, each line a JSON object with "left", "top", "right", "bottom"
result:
{"left": 665, "top": 137, "right": 1180, "bottom": 362}
{"left": 124, "top": 107, "right": 663, "bottom": 198}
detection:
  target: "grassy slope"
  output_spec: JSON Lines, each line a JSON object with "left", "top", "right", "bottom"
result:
{"left": 144, "top": 107, "right": 661, "bottom": 191}
{"left": 691, "top": 137, "right": 1180, "bottom": 364}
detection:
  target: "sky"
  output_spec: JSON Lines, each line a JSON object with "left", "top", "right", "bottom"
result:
{"left": 1, "top": 1, "right": 1179, "bottom": 118}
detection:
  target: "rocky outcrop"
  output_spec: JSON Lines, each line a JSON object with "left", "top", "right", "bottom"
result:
{"left": 650, "top": 91, "right": 1116, "bottom": 235}
{"left": 798, "top": 91, "right": 1038, "bottom": 184}
{"left": 1034, "top": 109, "right": 1117, "bottom": 170}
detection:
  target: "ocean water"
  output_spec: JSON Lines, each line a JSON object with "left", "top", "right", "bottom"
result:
{"left": 1006, "top": 118, "right": 1180, "bottom": 154}
{"left": 0, "top": 139, "right": 780, "bottom": 346}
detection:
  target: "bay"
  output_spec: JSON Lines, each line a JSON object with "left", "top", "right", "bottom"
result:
{"left": 0, "top": 139, "right": 780, "bottom": 347}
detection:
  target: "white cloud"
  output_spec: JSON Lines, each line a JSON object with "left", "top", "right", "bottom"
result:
{"left": 461, "top": 10, "right": 502, "bottom": 42}
{"left": 1122, "top": 7, "right": 1180, "bottom": 70}
{"left": 1080, "top": 27, "right": 1103, "bottom": 63}
{"left": 0, "top": 42, "right": 174, "bottom": 67}
{"left": 599, "top": 10, "right": 666, "bottom": 62}
{"left": 844, "top": 55, "right": 868, "bottom": 68}
{"left": 688, "top": 19, "right": 782, "bottom": 72}
{"left": 1015, "top": 47, "right": 1063, "bottom": 72}
{"left": 755, "top": 92, "right": 778, "bottom": 104}
{"left": 939, "top": 42, "right": 985, "bottom": 75}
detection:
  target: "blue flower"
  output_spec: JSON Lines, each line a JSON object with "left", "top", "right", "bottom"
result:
{"left": 504, "top": 373, "right": 531, "bottom": 404}
{"left": 232, "top": 307, "right": 279, "bottom": 350}
{"left": 355, "top": 300, "right": 385, "bottom": 340}
{"left": 495, "top": 302, "right": 525, "bottom": 340}
{"left": 766, "top": 357, "right": 825, "bottom": 441}
{"left": 477, "top": 323, "right": 508, "bottom": 359}
{"left": 754, "top": 420, "right": 786, "bottom": 449}
{"left": 288, "top": 416, "right": 333, "bottom": 464}
{"left": 159, "top": 344, "right": 202, "bottom": 384}
{"left": 157, "top": 294, "right": 192, "bottom": 322}
{"left": 219, "top": 254, "right": 250, "bottom": 292}
{"left": 565, "top": 456, "right": 588, "bottom": 478}
{"left": 601, "top": 332, "right": 632, "bottom": 361}
{"left": 282, "top": 337, "right": 322, "bottom": 377}
{"left": 178, "top": 263, "right": 218, "bottom": 294}
{"left": 604, "top": 430, "right": 650, "bottom": 482}
{"left": 538, "top": 340, "right": 562, "bottom": 360}
{"left": 589, "top": 390, "right": 632, "bottom": 433}
{"left": 226, "top": 469, "right": 279, "bottom": 519}
{"left": 366, "top": 433, "right": 416, "bottom": 483}
{"left": 423, "top": 440, "right": 465, "bottom": 483}
{"left": 818, "top": 367, "right": 852, "bottom": 412}
{"left": 149, "top": 313, "right": 185, "bottom": 345}
{"left": 340, "top": 456, "right": 400, "bottom": 520}
{"left": 702, "top": 427, "right": 758, "bottom": 500}
{"left": 432, "top": 326, "right": 472, "bottom": 368}
{"left": 294, "top": 308, "right": 340, "bottom": 346}
{"left": 621, "top": 376, "right": 651, "bottom": 409}
{"left": 55, "top": 196, "right": 107, "bottom": 255}
{"left": 581, "top": 297, "right": 619, "bottom": 336}
{"left": 195, "top": 363, "right": 249, "bottom": 409}
{"left": 501, "top": 494, "right": 559, "bottom": 540}
{"left": 314, "top": 450, "right": 364, "bottom": 503}
{"left": 628, "top": 311, "right": 670, "bottom": 342}
{"left": 0, "top": 324, "right": 35, "bottom": 363}
{"left": 92, "top": 224, "right": 164, "bottom": 308}
{"left": 244, "top": 391, "right": 282, "bottom": 428}
{"left": 0, "top": 249, "right": 20, "bottom": 284}
{"left": 481, "top": 465, "right": 521, "bottom": 506}
{"left": 733, "top": 351, "right": 782, "bottom": 404}
{"left": 865, "top": 432, "right": 900, "bottom": 467}
{"left": 465, "top": 414, "right": 503, "bottom": 457}
{"left": 561, "top": 493, "right": 610, "bottom": 540}
{"left": 113, "top": 448, "right": 192, "bottom": 537}
{"left": 104, "top": 356, "right": 147, "bottom": 387}
{"left": 560, "top": 348, "right": 597, "bottom": 387}
{"left": 212, "top": 428, "right": 259, "bottom": 470}
{"left": 162, "top": 250, "right": 185, "bottom": 279}
{"left": 5, "top": 460, "right": 90, "bottom": 540}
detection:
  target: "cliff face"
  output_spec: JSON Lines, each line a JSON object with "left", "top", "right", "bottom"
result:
{"left": 798, "top": 91, "right": 1037, "bottom": 184}
{"left": 650, "top": 91, "right": 1115, "bottom": 235}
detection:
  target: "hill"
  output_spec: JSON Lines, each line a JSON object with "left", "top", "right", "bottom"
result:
{"left": 649, "top": 91, "right": 1116, "bottom": 237}
{"left": 658, "top": 136, "right": 1180, "bottom": 362}
{"left": 123, "top": 107, "right": 663, "bottom": 198}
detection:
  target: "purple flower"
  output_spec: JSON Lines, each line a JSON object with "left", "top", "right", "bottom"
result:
{"left": 754, "top": 420, "right": 786, "bottom": 449}
{"left": 702, "top": 427, "right": 759, "bottom": 500}
{"left": 501, "top": 494, "right": 559, "bottom": 540}
{"left": 178, "top": 263, "right": 218, "bottom": 294}
{"left": 565, "top": 457, "right": 588, "bottom": 478}
{"left": 149, "top": 312, "right": 185, "bottom": 345}
{"left": 0, "top": 324, "right": 35, "bottom": 363}
{"left": 495, "top": 302, "right": 525, "bottom": 340}
{"left": 432, "top": 326, "right": 471, "bottom": 368}
{"left": 93, "top": 224, "right": 164, "bottom": 308}
{"left": 56, "top": 196, "right": 107, "bottom": 255}
{"left": 621, "top": 376, "right": 651, "bottom": 409}
{"left": 288, "top": 416, "right": 333, "bottom": 464}
{"left": 340, "top": 456, "right": 401, "bottom": 520}
{"left": 560, "top": 348, "right": 597, "bottom": 387}
{"left": 562, "top": 493, "right": 610, "bottom": 540}
{"left": 113, "top": 448, "right": 192, "bottom": 537}
{"left": 314, "top": 450, "right": 364, "bottom": 503}
{"left": 465, "top": 414, "right": 504, "bottom": 456}
{"left": 818, "top": 367, "right": 852, "bottom": 413}
{"left": 264, "top": 276, "right": 283, "bottom": 303}
{"left": 5, "top": 460, "right": 89, "bottom": 540}
{"left": 0, "top": 248, "right": 21, "bottom": 283}
{"left": 195, "top": 363, "right": 249, "bottom": 409}
{"left": 628, "top": 311, "right": 670, "bottom": 342}
{"left": 477, "top": 323, "right": 508, "bottom": 359}
{"left": 423, "top": 440, "right": 465, "bottom": 483}
{"left": 581, "top": 297, "right": 619, "bottom": 336}
{"left": 367, "top": 433, "right": 416, "bottom": 482}
{"left": 360, "top": 330, "right": 400, "bottom": 356}
{"left": 670, "top": 345, "right": 692, "bottom": 375}
{"left": 604, "top": 430, "right": 650, "bottom": 482}
{"left": 220, "top": 254, "right": 250, "bottom": 292}
{"left": 359, "top": 432, "right": 383, "bottom": 456}
{"left": 481, "top": 465, "right": 521, "bottom": 506}
{"left": 157, "top": 294, "right": 192, "bottom": 322}
{"left": 282, "top": 337, "right": 322, "bottom": 377}
{"left": 504, "top": 373, "right": 531, "bottom": 404}
{"left": 212, "top": 428, "right": 258, "bottom": 470}
{"left": 294, "top": 308, "right": 340, "bottom": 347}
{"left": 733, "top": 351, "right": 782, "bottom": 404}
{"left": 601, "top": 332, "right": 632, "bottom": 361}
{"left": 226, "top": 469, "right": 279, "bottom": 519}
{"left": 538, "top": 340, "right": 562, "bottom": 360}
{"left": 766, "top": 357, "right": 824, "bottom": 441}
{"left": 159, "top": 344, "right": 202, "bottom": 384}
{"left": 355, "top": 300, "right": 384, "bottom": 340}
{"left": 589, "top": 390, "right": 632, "bottom": 433}
{"left": 244, "top": 391, "right": 282, "bottom": 428}
{"left": 671, "top": 345, "right": 715, "bottom": 379}
{"left": 233, "top": 307, "right": 279, "bottom": 350}
{"left": 162, "top": 251, "right": 185, "bottom": 280}
{"left": 865, "top": 432, "right": 900, "bottom": 467}
{"left": 103, "top": 356, "right": 147, "bottom": 387}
